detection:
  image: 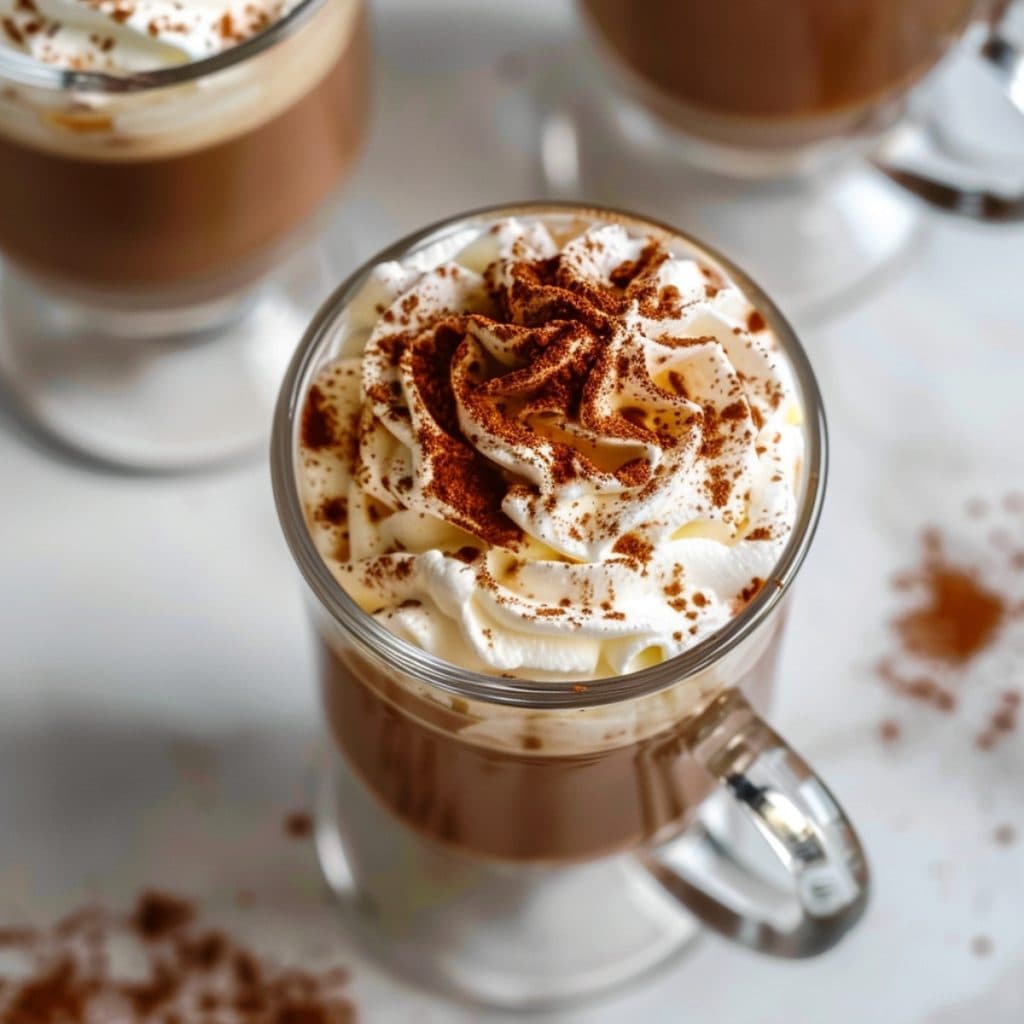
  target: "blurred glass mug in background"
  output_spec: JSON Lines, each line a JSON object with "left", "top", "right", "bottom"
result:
{"left": 0, "top": 0, "right": 368, "bottom": 470}
{"left": 272, "top": 203, "right": 869, "bottom": 1010}
{"left": 542, "top": 0, "right": 1024, "bottom": 320}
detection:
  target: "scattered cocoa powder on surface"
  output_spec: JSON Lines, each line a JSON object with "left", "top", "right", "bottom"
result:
{"left": 283, "top": 810, "right": 313, "bottom": 840}
{"left": 877, "top": 658, "right": 956, "bottom": 713}
{"left": 894, "top": 557, "right": 1004, "bottom": 666}
{"left": 878, "top": 719, "right": 902, "bottom": 744}
{"left": 975, "top": 690, "right": 1020, "bottom": 751}
{"left": 876, "top": 497, "right": 1024, "bottom": 750}
{"left": 0, "top": 892, "right": 355, "bottom": 1023}
{"left": 993, "top": 823, "right": 1017, "bottom": 846}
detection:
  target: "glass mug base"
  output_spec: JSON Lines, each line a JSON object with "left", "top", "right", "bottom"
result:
{"left": 314, "top": 742, "right": 703, "bottom": 1011}
{"left": 0, "top": 233, "right": 347, "bottom": 472}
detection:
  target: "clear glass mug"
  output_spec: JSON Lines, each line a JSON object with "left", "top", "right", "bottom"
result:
{"left": 271, "top": 203, "right": 868, "bottom": 1010}
{"left": 540, "top": 1, "right": 1024, "bottom": 320}
{"left": 0, "top": 0, "right": 368, "bottom": 470}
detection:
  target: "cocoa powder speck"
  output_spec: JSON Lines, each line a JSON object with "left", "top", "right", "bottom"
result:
{"left": 0, "top": 893, "right": 356, "bottom": 1024}
{"left": 876, "top": 497, "right": 1024, "bottom": 754}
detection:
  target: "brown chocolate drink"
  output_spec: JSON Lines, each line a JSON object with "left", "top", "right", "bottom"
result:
{"left": 580, "top": 0, "right": 973, "bottom": 149}
{"left": 319, "top": 620, "right": 782, "bottom": 863}
{"left": 0, "top": 0, "right": 367, "bottom": 296}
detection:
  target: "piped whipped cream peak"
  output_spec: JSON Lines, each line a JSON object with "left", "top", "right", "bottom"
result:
{"left": 0, "top": 0, "right": 301, "bottom": 72}
{"left": 299, "top": 217, "right": 805, "bottom": 680}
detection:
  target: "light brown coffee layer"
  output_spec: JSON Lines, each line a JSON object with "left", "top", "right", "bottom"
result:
{"left": 582, "top": 0, "right": 972, "bottom": 146}
{"left": 320, "top": 620, "right": 782, "bottom": 864}
{"left": 0, "top": 3, "right": 368, "bottom": 291}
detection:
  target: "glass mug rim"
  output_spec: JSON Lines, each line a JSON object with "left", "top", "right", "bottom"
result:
{"left": 271, "top": 200, "right": 828, "bottom": 711}
{"left": 0, "top": 0, "right": 326, "bottom": 94}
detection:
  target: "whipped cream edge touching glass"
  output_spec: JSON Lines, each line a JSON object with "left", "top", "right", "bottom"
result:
{"left": 0, "top": 0, "right": 303, "bottom": 72}
{"left": 299, "top": 217, "right": 805, "bottom": 683}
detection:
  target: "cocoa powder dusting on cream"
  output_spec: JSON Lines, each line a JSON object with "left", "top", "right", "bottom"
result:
{"left": 298, "top": 220, "right": 801, "bottom": 675}
{"left": 301, "top": 385, "right": 337, "bottom": 451}
{"left": 351, "top": 236, "right": 773, "bottom": 555}
{"left": 408, "top": 322, "right": 522, "bottom": 548}
{"left": 611, "top": 532, "right": 653, "bottom": 565}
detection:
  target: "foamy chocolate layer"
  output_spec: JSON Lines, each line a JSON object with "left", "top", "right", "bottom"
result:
{"left": 299, "top": 217, "right": 804, "bottom": 681}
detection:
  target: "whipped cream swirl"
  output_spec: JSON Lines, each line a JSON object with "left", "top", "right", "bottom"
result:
{"left": 0, "top": 0, "right": 302, "bottom": 72}
{"left": 299, "top": 219, "right": 804, "bottom": 680}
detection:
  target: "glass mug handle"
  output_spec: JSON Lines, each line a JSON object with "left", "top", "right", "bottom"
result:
{"left": 873, "top": 2, "right": 1024, "bottom": 220}
{"left": 641, "top": 689, "right": 870, "bottom": 958}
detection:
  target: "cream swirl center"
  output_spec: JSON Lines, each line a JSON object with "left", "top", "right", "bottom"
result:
{"left": 299, "top": 219, "right": 803, "bottom": 679}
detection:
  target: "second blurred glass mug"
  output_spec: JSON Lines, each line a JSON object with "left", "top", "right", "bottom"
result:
{"left": 545, "top": 0, "right": 1024, "bottom": 318}
{"left": 272, "top": 202, "right": 868, "bottom": 1011}
{"left": 0, "top": 0, "right": 368, "bottom": 470}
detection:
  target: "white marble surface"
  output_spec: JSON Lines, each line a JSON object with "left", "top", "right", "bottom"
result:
{"left": 2, "top": 1, "right": 1024, "bottom": 1021}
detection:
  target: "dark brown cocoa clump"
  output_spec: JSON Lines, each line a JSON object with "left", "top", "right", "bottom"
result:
{"left": 0, "top": 893, "right": 356, "bottom": 1023}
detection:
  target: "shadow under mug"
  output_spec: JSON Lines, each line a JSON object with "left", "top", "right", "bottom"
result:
{"left": 271, "top": 202, "right": 868, "bottom": 1010}
{"left": 543, "top": 1, "right": 1024, "bottom": 321}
